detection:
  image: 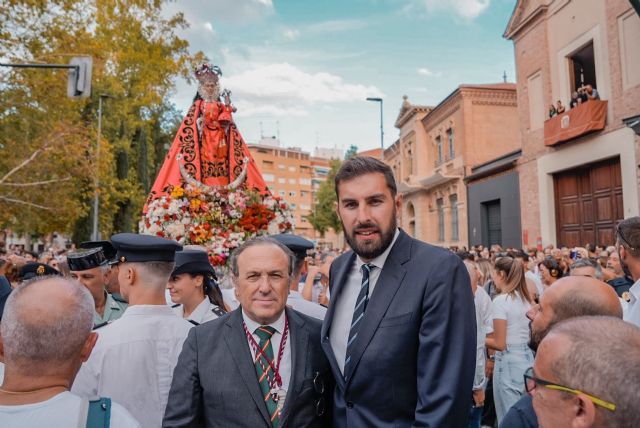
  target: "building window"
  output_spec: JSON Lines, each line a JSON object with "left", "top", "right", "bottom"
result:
{"left": 299, "top": 178, "right": 311, "bottom": 185}
{"left": 437, "top": 198, "right": 445, "bottom": 242}
{"left": 288, "top": 166, "right": 296, "bottom": 172}
{"left": 450, "top": 194, "right": 458, "bottom": 241}
{"left": 262, "top": 160, "right": 274, "bottom": 168}
{"left": 289, "top": 191, "right": 296, "bottom": 197}
{"left": 447, "top": 129, "right": 454, "bottom": 159}
{"left": 278, "top": 190, "right": 285, "bottom": 197}
{"left": 288, "top": 178, "right": 296, "bottom": 184}
{"left": 569, "top": 41, "right": 596, "bottom": 94}
{"left": 263, "top": 173, "right": 275, "bottom": 182}
{"left": 436, "top": 136, "right": 443, "bottom": 165}
{"left": 278, "top": 178, "right": 285, "bottom": 184}
{"left": 278, "top": 164, "right": 285, "bottom": 170}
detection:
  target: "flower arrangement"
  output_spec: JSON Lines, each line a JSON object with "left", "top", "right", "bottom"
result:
{"left": 140, "top": 183, "right": 294, "bottom": 266}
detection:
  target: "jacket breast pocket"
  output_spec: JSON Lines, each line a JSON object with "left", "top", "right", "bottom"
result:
{"left": 378, "top": 312, "right": 412, "bottom": 328}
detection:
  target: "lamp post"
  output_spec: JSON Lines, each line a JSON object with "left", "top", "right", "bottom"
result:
{"left": 91, "top": 94, "right": 112, "bottom": 241}
{"left": 366, "top": 97, "right": 384, "bottom": 149}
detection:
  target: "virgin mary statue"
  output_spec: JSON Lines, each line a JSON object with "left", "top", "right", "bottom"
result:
{"left": 146, "top": 63, "right": 268, "bottom": 208}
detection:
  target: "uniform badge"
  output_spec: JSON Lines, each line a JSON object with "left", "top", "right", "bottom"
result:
{"left": 120, "top": 256, "right": 126, "bottom": 262}
{"left": 36, "top": 265, "right": 45, "bottom": 275}
{"left": 622, "top": 292, "right": 631, "bottom": 303}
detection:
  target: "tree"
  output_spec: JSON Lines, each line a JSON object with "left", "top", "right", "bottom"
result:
{"left": 345, "top": 144, "right": 358, "bottom": 159}
{"left": 0, "top": 0, "right": 204, "bottom": 238}
{"left": 306, "top": 159, "right": 342, "bottom": 237}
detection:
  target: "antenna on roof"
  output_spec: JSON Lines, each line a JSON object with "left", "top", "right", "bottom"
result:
{"left": 276, "top": 121, "right": 280, "bottom": 141}
{"left": 503, "top": 71, "right": 507, "bottom": 83}
{"left": 259, "top": 121, "right": 264, "bottom": 138}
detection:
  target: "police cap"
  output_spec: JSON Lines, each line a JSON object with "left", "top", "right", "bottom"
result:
{"left": 79, "top": 240, "right": 117, "bottom": 263}
{"left": 172, "top": 249, "right": 216, "bottom": 278}
{"left": 18, "top": 263, "right": 62, "bottom": 281}
{"left": 68, "top": 247, "right": 108, "bottom": 272}
{"left": 111, "top": 233, "right": 182, "bottom": 264}
{"left": 271, "top": 233, "right": 314, "bottom": 261}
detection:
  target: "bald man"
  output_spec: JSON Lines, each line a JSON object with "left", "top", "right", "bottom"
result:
{"left": 0, "top": 276, "right": 139, "bottom": 427}
{"left": 499, "top": 276, "right": 622, "bottom": 428}
{"left": 532, "top": 317, "right": 640, "bottom": 428}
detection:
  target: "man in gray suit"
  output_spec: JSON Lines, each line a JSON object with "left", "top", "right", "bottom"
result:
{"left": 163, "top": 237, "right": 332, "bottom": 428}
{"left": 322, "top": 156, "right": 476, "bottom": 427}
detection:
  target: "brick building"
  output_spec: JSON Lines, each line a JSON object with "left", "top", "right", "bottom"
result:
{"left": 505, "top": 0, "right": 640, "bottom": 248}
{"left": 385, "top": 87, "right": 521, "bottom": 248}
{"left": 248, "top": 143, "right": 341, "bottom": 248}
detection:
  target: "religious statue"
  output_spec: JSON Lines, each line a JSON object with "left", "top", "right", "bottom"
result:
{"left": 146, "top": 63, "right": 268, "bottom": 209}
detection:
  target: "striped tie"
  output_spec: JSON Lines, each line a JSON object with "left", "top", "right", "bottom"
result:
{"left": 253, "top": 326, "right": 280, "bottom": 427}
{"left": 345, "top": 263, "right": 372, "bottom": 374}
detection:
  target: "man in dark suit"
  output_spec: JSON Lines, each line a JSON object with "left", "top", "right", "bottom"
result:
{"left": 163, "top": 236, "right": 332, "bottom": 428}
{"left": 322, "top": 156, "right": 476, "bottom": 427}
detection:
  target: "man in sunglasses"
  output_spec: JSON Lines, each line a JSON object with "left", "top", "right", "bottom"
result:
{"left": 528, "top": 316, "right": 640, "bottom": 428}
{"left": 500, "top": 275, "right": 622, "bottom": 427}
{"left": 616, "top": 216, "right": 640, "bottom": 327}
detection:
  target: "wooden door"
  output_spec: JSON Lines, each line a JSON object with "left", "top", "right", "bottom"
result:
{"left": 554, "top": 157, "right": 623, "bottom": 248}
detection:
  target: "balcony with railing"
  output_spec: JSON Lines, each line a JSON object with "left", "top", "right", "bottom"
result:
{"left": 544, "top": 100, "right": 608, "bottom": 146}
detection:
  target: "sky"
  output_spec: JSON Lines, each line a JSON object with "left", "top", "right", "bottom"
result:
{"left": 163, "top": 0, "right": 518, "bottom": 154}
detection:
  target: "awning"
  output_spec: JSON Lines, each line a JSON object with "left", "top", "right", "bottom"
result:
{"left": 419, "top": 172, "right": 461, "bottom": 189}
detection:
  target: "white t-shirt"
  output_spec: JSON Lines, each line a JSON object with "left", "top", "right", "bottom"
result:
{"left": 0, "top": 391, "right": 140, "bottom": 428}
{"left": 491, "top": 293, "right": 532, "bottom": 345}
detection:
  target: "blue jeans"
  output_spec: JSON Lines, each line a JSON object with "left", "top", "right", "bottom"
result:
{"left": 493, "top": 343, "right": 534, "bottom": 424}
{"left": 468, "top": 403, "right": 483, "bottom": 428}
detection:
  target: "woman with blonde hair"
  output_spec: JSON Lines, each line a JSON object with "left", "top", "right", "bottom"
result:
{"left": 485, "top": 256, "right": 535, "bottom": 423}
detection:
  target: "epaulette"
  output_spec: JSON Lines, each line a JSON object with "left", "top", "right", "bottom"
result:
{"left": 93, "top": 320, "right": 112, "bottom": 330}
{"left": 171, "top": 303, "right": 180, "bottom": 308}
{"left": 211, "top": 306, "right": 226, "bottom": 317}
{"left": 111, "top": 293, "right": 127, "bottom": 304}
{"left": 188, "top": 319, "right": 200, "bottom": 326}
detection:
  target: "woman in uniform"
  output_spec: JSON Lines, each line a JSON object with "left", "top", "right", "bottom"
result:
{"left": 168, "top": 249, "right": 228, "bottom": 325}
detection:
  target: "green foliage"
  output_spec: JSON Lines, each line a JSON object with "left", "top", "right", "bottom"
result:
{"left": 0, "top": 0, "right": 205, "bottom": 239}
{"left": 345, "top": 144, "right": 358, "bottom": 159}
{"left": 306, "top": 159, "right": 342, "bottom": 237}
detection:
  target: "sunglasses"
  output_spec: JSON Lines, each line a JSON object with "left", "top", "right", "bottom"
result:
{"left": 523, "top": 367, "right": 615, "bottom": 411}
{"left": 617, "top": 226, "right": 637, "bottom": 252}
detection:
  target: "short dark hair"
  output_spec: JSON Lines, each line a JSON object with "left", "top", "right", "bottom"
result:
{"left": 334, "top": 156, "right": 397, "bottom": 199}
{"left": 507, "top": 250, "right": 529, "bottom": 262}
{"left": 617, "top": 217, "right": 640, "bottom": 258}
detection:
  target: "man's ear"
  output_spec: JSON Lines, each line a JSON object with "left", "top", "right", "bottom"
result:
{"left": 0, "top": 333, "right": 5, "bottom": 363}
{"left": 570, "top": 394, "right": 597, "bottom": 428}
{"left": 394, "top": 194, "right": 403, "bottom": 214}
{"left": 80, "top": 332, "right": 98, "bottom": 363}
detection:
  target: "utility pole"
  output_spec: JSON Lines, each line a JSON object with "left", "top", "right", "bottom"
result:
{"left": 366, "top": 97, "right": 384, "bottom": 149}
{"left": 92, "top": 94, "right": 112, "bottom": 241}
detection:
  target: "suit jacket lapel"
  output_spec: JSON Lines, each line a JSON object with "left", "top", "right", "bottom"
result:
{"left": 344, "top": 230, "right": 412, "bottom": 386}
{"left": 321, "top": 251, "right": 355, "bottom": 389}
{"left": 223, "top": 309, "right": 271, "bottom": 426}
{"left": 279, "top": 308, "right": 308, "bottom": 427}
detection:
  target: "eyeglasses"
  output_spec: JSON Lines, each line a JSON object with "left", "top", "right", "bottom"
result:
{"left": 313, "top": 371, "right": 325, "bottom": 416}
{"left": 523, "top": 367, "right": 616, "bottom": 411}
{"left": 616, "top": 226, "right": 637, "bottom": 252}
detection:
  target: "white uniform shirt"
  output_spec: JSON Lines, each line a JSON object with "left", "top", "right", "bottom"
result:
{"left": 171, "top": 297, "right": 222, "bottom": 324}
{"left": 242, "top": 309, "right": 292, "bottom": 395}
{"left": 71, "top": 305, "right": 192, "bottom": 428}
{"left": 287, "top": 290, "right": 326, "bottom": 320}
{"left": 0, "top": 391, "right": 140, "bottom": 428}
{"left": 221, "top": 288, "right": 240, "bottom": 310}
{"left": 329, "top": 228, "right": 400, "bottom": 374}
{"left": 623, "top": 278, "right": 640, "bottom": 328}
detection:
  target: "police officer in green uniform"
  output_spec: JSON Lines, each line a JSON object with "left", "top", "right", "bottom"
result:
{"left": 67, "top": 247, "right": 127, "bottom": 327}
{"left": 80, "top": 240, "right": 127, "bottom": 304}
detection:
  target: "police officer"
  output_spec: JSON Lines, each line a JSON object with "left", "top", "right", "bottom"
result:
{"left": 17, "top": 262, "right": 61, "bottom": 281}
{"left": 168, "top": 249, "right": 227, "bottom": 325}
{"left": 67, "top": 247, "right": 127, "bottom": 326}
{"left": 71, "top": 233, "right": 191, "bottom": 428}
{"left": 80, "top": 240, "right": 126, "bottom": 304}
{"left": 272, "top": 233, "right": 327, "bottom": 320}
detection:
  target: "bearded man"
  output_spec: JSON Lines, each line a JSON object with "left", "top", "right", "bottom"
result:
{"left": 321, "top": 156, "right": 476, "bottom": 427}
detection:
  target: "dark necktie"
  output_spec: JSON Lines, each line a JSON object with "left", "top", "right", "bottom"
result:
{"left": 253, "top": 326, "right": 280, "bottom": 427}
{"left": 345, "top": 263, "right": 372, "bottom": 373}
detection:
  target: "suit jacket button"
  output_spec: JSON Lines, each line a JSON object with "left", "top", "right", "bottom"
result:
{"left": 346, "top": 401, "right": 354, "bottom": 409}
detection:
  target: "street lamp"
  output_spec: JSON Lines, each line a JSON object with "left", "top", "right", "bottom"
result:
{"left": 366, "top": 97, "right": 384, "bottom": 150}
{"left": 91, "top": 94, "right": 113, "bottom": 241}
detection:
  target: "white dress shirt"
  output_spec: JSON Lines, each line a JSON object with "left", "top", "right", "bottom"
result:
{"left": 221, "top": 288, "right": 240, "bottom": 310}
{"left": 623, "top": 279, "right": 640, "bottom": 328}
{"left": 473, "top": 287, "right": 493, "bottom": 390}
{"left": 172, "top": 297, "right": 222, "bottom": 324}
{"left": 71, "top": 305, "right": 192, "bottom": 428}
{"left": 242, "top": 309, "right": 292, "bottom": 394}
{"left": 329, "top": 228, "right": 400, "bottom": 374}
{"left": 287, "top": 290, "right": 327, "bottom": 320}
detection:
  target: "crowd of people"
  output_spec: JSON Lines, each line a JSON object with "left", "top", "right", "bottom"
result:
{"left": 548, "top": 83, "right": 600, "bottom": 118}
{"left": 0, "top": 156, "right": 639, "bottom": 428}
